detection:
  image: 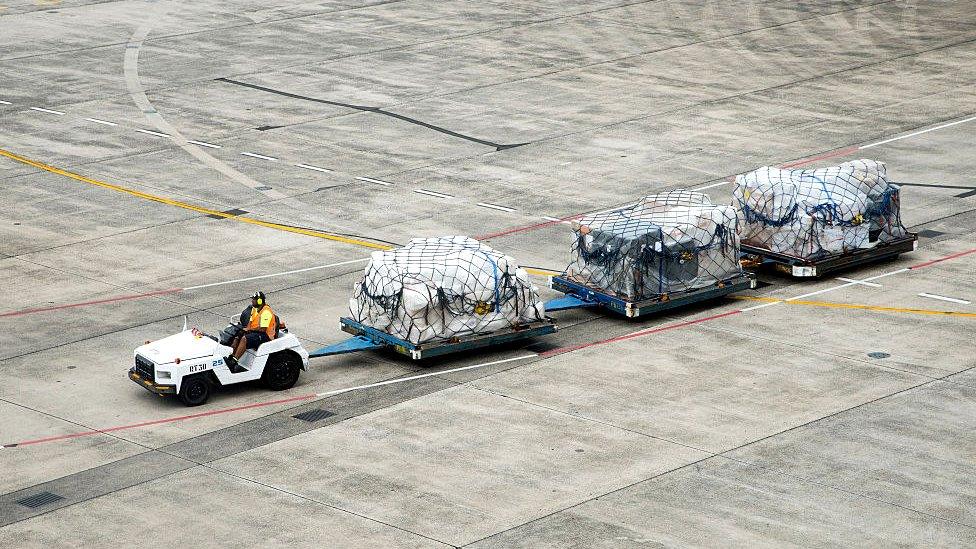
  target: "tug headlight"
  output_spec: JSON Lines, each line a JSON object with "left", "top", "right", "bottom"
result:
{"left": 157, "top": 371, "right": 171, "bottom": 379}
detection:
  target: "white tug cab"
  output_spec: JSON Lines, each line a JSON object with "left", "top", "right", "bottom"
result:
{"left": 129, "top": 318, "right": 309, "bottom": 406}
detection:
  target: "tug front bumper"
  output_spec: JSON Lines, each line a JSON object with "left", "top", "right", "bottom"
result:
{"left": 129, "top": 368, "right": 177, "bottom": 395}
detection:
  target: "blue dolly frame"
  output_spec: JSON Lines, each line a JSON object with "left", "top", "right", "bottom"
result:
{"left": 545, "top": 273, "right": 757, "bottom": 318}
{"left": 310, "top": 317, "right": 558, "bottom": 360}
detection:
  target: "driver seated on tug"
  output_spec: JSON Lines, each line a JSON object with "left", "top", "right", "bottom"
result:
{"left": 226, "top": 292, "right": 277, "bottom": 370}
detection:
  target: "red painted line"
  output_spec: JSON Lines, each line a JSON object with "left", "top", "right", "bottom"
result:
{"left": 476, "top": 213, "right": 584, "bottom": 241}
{"left": 0, "top": 288, "right": 184, "bottom": 318}
{"left": 540, "top": 309, "right": 742, "bottom": 358}
{"left": 7, "top": 309, "right": 744, "bottom": 447}
{"left": 780, "top": 146, "right": 859, "bottom": 169}
{"left": 7, "top": 393, "right": 319, "bottom": 448}
{"left": 909, "top": 247, "right": 976, "bottom": 270}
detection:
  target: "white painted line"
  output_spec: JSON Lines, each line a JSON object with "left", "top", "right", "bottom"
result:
{"left": 84, "top": 117, "right": 118, "bottom": 127}
{"left": 182, "top": 258, "right": 367, "bottom": 291}
{"left": 593, "top": 202, "right": 637, "bottom": 216}
{"left": 0, "top": 100, "right": 12, "bottom": 105}
{"left": 296, "top": 163, "right": 332, "bottom": 174}
{"left": 187, "top": 139, "right": 221, "bottom": 149}
{"left": 541, "top": 216, "right": 573, "bottom": 225}
{"left": 477, "top": 202, "right": 516, "bottom": 213}
{"left": 743, "top": 268, "right": 912, "bottom": 313}
{"left": 314, "top": 355, "right": 537, "bottom": 397}
{"left": 918, "top": 293, "right": 970, "bottom": 305}
{"left": 786, "top": 282, "right": 858, "bottom": 301}
{"left": 741, "top": 301, "right": 782, "bottom": 312}
{"left": 693, "top": 181, "right": 730, "bottom": 191}
{"left": 30, "top": 107, "right": 65, "bottom": 115}
{"left": 861, "top": 268, "right": 910, "bottom": 282}
{"left": 240, "top": 152, "right": 278, "bottom": 161}
{"left": 136, "top": 128, "right": 170, "bottom": 138}
{"left": 861, "top": 115, "right": 976, "bottom": 149}
{"left": 356, "top": 176, "right": 393, "bottom": 186}
{"left": 414, "top": 189, "right": 453, "bottom": 199}
{"left": 836, "top": 277, "right": 882, "bottom": 288}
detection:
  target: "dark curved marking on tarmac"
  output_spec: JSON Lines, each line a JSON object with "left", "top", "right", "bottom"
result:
{"left": 888, "top": 182, "right": 976, "bottom": 198}
{"left": 890, "top": 182, "right": 976, "bottom": 190}
{"left": 215, "top": 77, "right": 529, "bottom": 151}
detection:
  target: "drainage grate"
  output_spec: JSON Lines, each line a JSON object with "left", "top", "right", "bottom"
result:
{"left": 868, "top": 352, "right": 891, "bottom": 359}
{"left": 524, "top": 341, "right": 560, "bottom": 353}
{"left": 918, "top": 229, "right": 946, "bottom": 238}
{"left": 16, "top": 492, "right": 64, "bottom": 509}
{"left": 206, "top": 208, "right": 248, "bottom": 220}
{"left": 255, "top": 186, "right": 273, "bottom": 191}
{"left": 293, "top": 409, "right": 335, "bottom": 422}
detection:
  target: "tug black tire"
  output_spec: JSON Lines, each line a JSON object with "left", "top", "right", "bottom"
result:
{"left": 262, "top": 352, "right": 301, "bottom": 391}
{"left": 179, "top": 375, "right": 211, "bottom": 406}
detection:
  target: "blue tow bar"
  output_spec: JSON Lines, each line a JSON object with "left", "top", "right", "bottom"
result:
{"left": 544, "top": 294, "right": 600, "bottom": 312}
{"left": 309, "top": 335, "right": 384, "bottom": 358}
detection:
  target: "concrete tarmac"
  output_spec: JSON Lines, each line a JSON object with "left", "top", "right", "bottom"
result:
{"left": 1, "top": 0, "right": 975, "bottom": 546}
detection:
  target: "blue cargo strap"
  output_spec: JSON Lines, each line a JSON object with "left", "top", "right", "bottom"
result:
{"left": 480, "top": 251, "right": 502, "bottom": 313}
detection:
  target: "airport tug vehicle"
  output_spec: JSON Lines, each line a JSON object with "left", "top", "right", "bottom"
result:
{"left": 129, "top": 318, "right": 309, "bottom": 406}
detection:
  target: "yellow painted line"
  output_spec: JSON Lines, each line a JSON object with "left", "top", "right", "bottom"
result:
{"left": 0, "top": 148, "right": 560, "bottom": 278}
{"left": 0, "top": 148, "right": 391, "bottom": 250}
{"left": 732, "top": 295, "right": 976, "bottom": 318}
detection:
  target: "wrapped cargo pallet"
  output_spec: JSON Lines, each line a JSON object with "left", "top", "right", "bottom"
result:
{"left": 734, "top": 159, "right": 908, "bottom": 258}
{"left": 350, "top": 236, "right": 546, "bottom": 344}
{"left": 565, "top": 190, "right": 743, "bottom": 300}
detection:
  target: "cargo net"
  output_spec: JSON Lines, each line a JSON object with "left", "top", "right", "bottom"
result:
{"left": 350, "top": 236, "right": 546, "bottom": 345}
{"left": 734, "top": 159, "right": 908, "bottom": 259}
{"left": 565, "top": 190, "right": 743, "bottom": 301}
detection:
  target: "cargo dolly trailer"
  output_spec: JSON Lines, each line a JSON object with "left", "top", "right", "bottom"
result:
{"left": 309, "top": 317, "right": 557, "bottom": 360}
{"left": 740, "top": 233, "right": 917, "bottom": 278}
{"left": 545, "top": 272, "right": 756, "bottom": 318}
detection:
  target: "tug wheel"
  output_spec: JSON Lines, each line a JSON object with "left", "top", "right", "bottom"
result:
{"left": 179, "top": 375, "right": 211, "bottom": 406}
{"left": 262, "top": 352, "right": 301, "bottom": 391}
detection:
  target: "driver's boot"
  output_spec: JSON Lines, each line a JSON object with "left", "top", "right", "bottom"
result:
{"left": 225, "top": 355, "right": 244, "bottom": 373}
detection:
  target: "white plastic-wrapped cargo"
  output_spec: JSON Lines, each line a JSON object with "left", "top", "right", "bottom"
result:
{"left": 733, "top": 159, "right": 908, "bottom": 258}
{"left": 350, "top": 236, "right": 546, "bottom": 344}
{"left": 565, "top": 190, "right": 743, "bottom": 300}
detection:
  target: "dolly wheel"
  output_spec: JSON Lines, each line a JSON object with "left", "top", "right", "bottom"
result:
{"left": 179, "top": 375, "right": 211, "bottom": 406}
